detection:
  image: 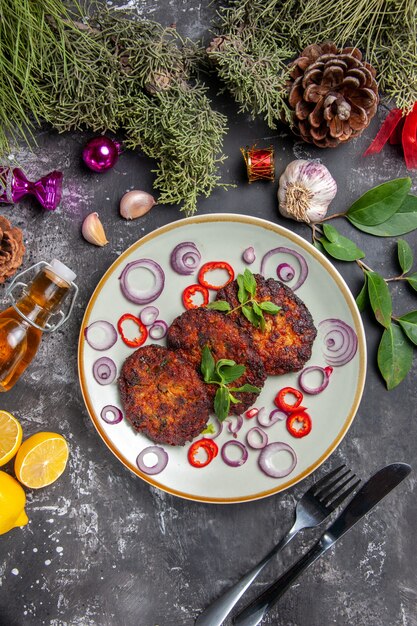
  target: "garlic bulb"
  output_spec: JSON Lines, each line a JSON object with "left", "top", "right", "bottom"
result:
{"left": 278, "top": 160, "right": 337, "bottom": 223}
{"left": 119, "top": 190, "right": 156, "bottom": 220}
{"left": 82, "top": 212, "right": 108, "bottom": 246}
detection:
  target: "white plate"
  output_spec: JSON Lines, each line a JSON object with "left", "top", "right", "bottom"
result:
{"left": 78, "top": 214, "right": 366, "bottom": 503}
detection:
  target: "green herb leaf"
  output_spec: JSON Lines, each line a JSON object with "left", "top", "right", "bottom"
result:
{"left": 237, "top": 274, "right": 248, "bottom": 304}
{"left": 230, "top": 383, "right": 262, "bottom": 393}
{"left": 313, "top": 240, "right": 326, "bottom": 254}
{"left": 243, "top": 268, "right": 257, "bottom": 296}
{"left": 206, "top": 300, "right": 232, "bottom": 312}
{"left": 201, "top": 345, "right": 215, "bottom": 382}
{"left": 228, "top": 393, "right": 240, "bottom": 404}
{"left": 377, "top": 323, "right": 413, "bottom": 390}
{"left": 397, "top": 311, "right": 417, "bottom": 345}
{"left": 347, "top": 194, "right": 417, "bottom": 237}
{"left": 346, "top": 177, "right": 412, "bottom": 226}
{"left": 319, "top": 236, "right": 365, "bottom": 261}
{"left": 217, "top": 364, "right": 246, "bottom": 384}
{"left": 406, "top": 273, "right": 417, "bottom": 292}
{"left": 215, "top": 358, "right": 237, "bottom": 382}
{"left": 258, "top": 301, "right": 281, "bottom": 314}
{"left": 214, "top": 386, "right": 230, "bottom": 421}
{"left": 397, "top": 239, "right": 413, "bottom": 274}
{"left": 366, "top": 271, "right": 392, "bottom": 329}
{"left": 356, "top": 276, "right": 368, "bottom": 312}
{"left": 252, "top": 301, "right": 263, "bottom": 317}
{"left": 322, "top": 223, "right": 342, "bottom": 243}
{"left": 241, "top": 304, "right": 260, "bottom": 327}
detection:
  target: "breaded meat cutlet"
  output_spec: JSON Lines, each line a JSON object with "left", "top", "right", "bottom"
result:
{"left": 167, "top": 308, "right": 266, "bottom": 414}
{"left": 216, "top": 274, "right": 316, "bottom": 376}
{"left": 118, "top": 345, "right": 211, "bottom": 446}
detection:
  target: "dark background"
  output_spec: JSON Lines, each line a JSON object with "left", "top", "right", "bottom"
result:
{"left": 0, "top": 2, "right": 416, "bottom": 625}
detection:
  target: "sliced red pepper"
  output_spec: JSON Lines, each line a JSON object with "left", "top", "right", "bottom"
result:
{"left": 245, "top": 408, "right": 259, "bottom": 419}
{"left": 188, "top": 438, "right": 219, "bottom": 468}
{"left": 274, "top": 387, "right": 304, "bottom": 413}
{"left": 286, "top": 411, "right": 312, "bottom": 438}
{"left": 198, "top": 261, "right": 235, "bottom": 291}
{"left": 117, "top": 313, "right": 148, "bottom": 348}
{"left": 182, "top": 283, "right": 209, "bottom": 309}
{"left": 402, "top": 102, "right": 417, "bottom": 170}
{"left": 363, "top": 108, "right": 403, "bottom": 156}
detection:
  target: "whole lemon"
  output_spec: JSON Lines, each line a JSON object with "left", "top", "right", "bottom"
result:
{"left": 0, "top": 471, "right": 28, "bottom": 535}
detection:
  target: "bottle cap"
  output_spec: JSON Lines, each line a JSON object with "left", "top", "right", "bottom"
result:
{"left": 50, "top": 259, "right": 76, "bottom": 284}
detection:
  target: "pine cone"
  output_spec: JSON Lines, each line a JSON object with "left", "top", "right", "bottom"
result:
{"left": 0, "top": 216, "right": 25, "bottom": 284}
{"left": 288, "top": 43, "right": 379, "bottom": 148}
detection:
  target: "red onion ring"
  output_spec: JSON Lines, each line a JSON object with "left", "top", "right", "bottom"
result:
{"left": 257, "top": 408, "right": 287, "bottom": 427}
{"left": 277, "top": 262, "right": 295, "bottom": 282}
{"left": 246, "top": 427, "right": 268, "bottom": 449}
{"left": 242, "top": 246, "right": 256, "bottom": 264}
{"left": 299, "top": 365, "right": 333, "bottom": 394}
{"left": 84, "top": 320, "right": 117, "bottom": 351}
{"left": 149, "top": 320, "right": 168, "bottom": 340}
{"left": 201, "top": 416, "right": 223, "bottom": 439}
{"left": 260, "top": 247, "right": 308, "bottom": 291}
{"left": 170, "top": 242, "right": 201, "bottom": 275}
{"left": 140, "top": 306, "right": 159, "bottom": 326}
{"left": 221, "top": 441, "right": 248, "bottom": 467}
{"left": 136, "top": 446, "right": 168, "bottom": 475}
{"left": 225, "top": 414, "right": 243, "bottom": 437}
{"left": 100, "top": 405, "right": 123, "bottom": 424}
{"left": 319, "top": 318, "right": 358, "bottom": 366}
{"left": 258, "top": 442, "right": 297, "bottom": 478}
{"left": 92, "top": 357, "right": 117, "bottom": 385}
{"left": 119, "top": 259, "right": 165, "bottom": 305}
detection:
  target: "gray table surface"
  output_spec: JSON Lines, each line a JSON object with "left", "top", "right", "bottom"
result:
{"left": 0, "top": 2, "right": 416, "bottom": 625}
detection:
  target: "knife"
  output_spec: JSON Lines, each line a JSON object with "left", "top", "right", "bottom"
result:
{"left": 233, "top": 462, "right": 411, "bottom": 626}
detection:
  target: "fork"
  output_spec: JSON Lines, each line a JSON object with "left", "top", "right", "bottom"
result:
{"left": 194, "top": 465, "right": 360, "bottom": 626}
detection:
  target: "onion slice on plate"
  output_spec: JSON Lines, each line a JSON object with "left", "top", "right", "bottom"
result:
{"left": 149, "top": 320, "right": 168, "bottom": 340}
{"left": 100, "top": 405, "right": 123, "bottom": 424}
{"left": 258, "top": 442, "right": 297, "bottom": 478}
{"left": 242, "top": 246, "right": 256, "bottom": 264}
{"left": 201, "top": 416, "right": 223, "bottom": 439}
{"left": 276, "top": 262, "right": 295, "bottom": 282}
{"left": 299, "top": 365, "right": 333, "bottom": 394}
{"left": 260, "top": 246, "right": 308, "bottom": 291}
{"left": 140, "top": 306, "right": 159, "bottom": 326}
{"left": 119, "top": 259, "right": 165, "bottom": 305}
{"left": 221, "top": 441, "right": 248, "bottom": 467}
{"left": 319, "top": 318, "right": 358, "bottom": 366}
{"left": 225, "top": 414, "right": 243, "bottom": 437}
{"left": 136, "top": 446, "right": 169, "bottom": 475}
{"left": 246, "top": 427, "right": 268, "bottom": 449}
{"left": 170, "top": 242, "right": 201, "bottom": 275}
{"left": 257, "top": 408, "right": 287, "bottom": 427}
{"left": 84, "top": 320, "right": 117, "bottom": 351}
{"left": 92, "top": 357, "right": 117, "bottom": 385}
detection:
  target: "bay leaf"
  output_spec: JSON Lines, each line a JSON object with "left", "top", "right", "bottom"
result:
{"left": 406, "top": 273, "right": 417, "bottom": 292}
{"left": 319, "top": 236, "right": 365, "bottom": 261}
{"left": 356, "top": 276, "right": 368, "bottom": 312}
{"left": 397, "top": 311, "right": 417, "bottom": 345}
{"left": 377, "top": 323, "right": 413, "bottom": 390}
{"left": 366, "top": 271, "right": 392, "bottom": 328}
{"left": 347, "top": 194, "right": 417, "bottom": 237}
{"left": 397, "top": 239, "right": 413, "bottom": 273}
{"left": 346, "top": 177, "right": 411, "bottom": 226}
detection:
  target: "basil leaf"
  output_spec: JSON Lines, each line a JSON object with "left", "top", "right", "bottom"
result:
{"left": 347, "top": 194, "right": 417, "bottom": 237}
{"left": 206, "top": 300, "right": 232, "bottom": 312}
{"left": 377, "top": 323, "right": 413, "bottom": 390}
{"left": 218, "top": 364, "right": 246, "bottom": 384}
{"left": 201, "top": 345, "right": 215, "bottom": 382}
{"left": 346, "top": 177, "right": 411, "bottom": 226}
{"left": 243, "top": 269, "right": 257, "bottom": 296}
{"left": 228, "top": 393, "right": 240, "bottom": 405}
{"left": 214, "top": 386, "right": 230, "bottom": 421}
{"left": 406, "top": 273, "right": 417, "bottom": 292}
{"left": 252, "top": 301, "right": 263, "bottom": 317}
{"left": 398, "top": 239, "right": 413, "bottom": 274}
{"left": 231, "top": 383, "right": 262, "bottom": 393}
{"left": 215, "top": 358, "right": 237, "bottom": 381}
{"left": 319, "top": 236, "right": 365, "bottom": 261}
{"left": 397, "top": 311, "right": 417, "bottom": 345}
{"left": 237, "top": 274, "right": 247, "bottom": 304}
{"left": 366, "top": 271, "right": 392, "bottom": 329}
{"left": 258, "top": 300, "right": 281, "bottom": 314}
{"left": 356, "top": 276, "right": 368, "bottom": 312}
{"left": 241, "top": 304, "right": 260, "bottom": 327}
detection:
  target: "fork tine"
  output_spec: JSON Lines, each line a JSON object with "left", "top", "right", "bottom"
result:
{"left": 327, "top": 478, "right": 361, "bottom": 510}
{"left": 315, "top": 468, "right": 352, "bottom": 499}
{"left": 311, "top": 464, "right": 346, "bottom": 493}
{"left": 321, "top": 473, "right": 357, "bottom": 504}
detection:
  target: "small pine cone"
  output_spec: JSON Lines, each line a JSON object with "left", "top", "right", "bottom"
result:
{"left": 0, "top": 216, "right": 25, "bottom": 284}
{"left": 288, "top": 42, "right": 379, "bottom": 148}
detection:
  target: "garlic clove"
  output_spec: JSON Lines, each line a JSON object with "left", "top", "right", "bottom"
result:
{"left": 119, "top": 190, "right": 156, "bottom": 220}
{"left": 82, "top": 212, "right": 108, "bottom": 246}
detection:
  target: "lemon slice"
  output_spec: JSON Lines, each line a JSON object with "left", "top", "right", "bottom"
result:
{"left": 0, "top": 471, "right": 28, "bottom": 534}
{"left": 14, "top": 432, "right": 69, "bottom": 489}
{"left": 0, "top": 410, "right": 23, "bottom": 467}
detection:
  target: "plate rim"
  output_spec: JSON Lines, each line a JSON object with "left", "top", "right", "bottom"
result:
{"left": 78, "top": 213, "right": 367, "bottom": 504}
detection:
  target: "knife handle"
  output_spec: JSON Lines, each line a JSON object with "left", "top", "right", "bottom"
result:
{"left": 233, "top": 539, "right": 328, "bottom": 626}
